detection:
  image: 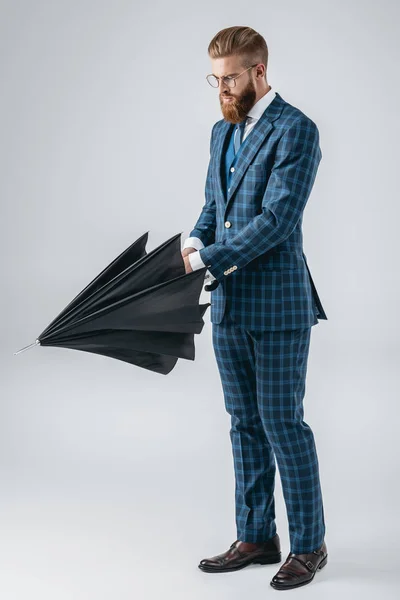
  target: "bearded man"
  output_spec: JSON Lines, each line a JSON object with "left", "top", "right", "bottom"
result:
{"left": 182, "top": 25, "right": 328, "bottom": 591}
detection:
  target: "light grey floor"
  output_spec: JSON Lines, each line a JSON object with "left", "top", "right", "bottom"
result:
{"left": 0, "top": 474, "right": 398, "bottom": 599}
{"left": 2, "top": 325, "right": 400, "bottom": 599}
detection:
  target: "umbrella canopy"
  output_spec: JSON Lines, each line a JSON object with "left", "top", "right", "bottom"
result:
{"left": 14, "top": 232, "right": 211, "bottom": 375}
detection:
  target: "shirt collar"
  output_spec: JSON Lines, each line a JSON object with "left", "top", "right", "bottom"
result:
{"left": 247, "top": 87, "right": 277, "bottom": 121}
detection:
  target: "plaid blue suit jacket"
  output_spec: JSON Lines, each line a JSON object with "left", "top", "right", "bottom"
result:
{"left": 190, "top": 91, "right": 328, "bottom": 330}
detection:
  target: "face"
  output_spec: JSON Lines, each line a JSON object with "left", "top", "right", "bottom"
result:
{"left": 210, "top": 56, "right": 260, "bottom": 124}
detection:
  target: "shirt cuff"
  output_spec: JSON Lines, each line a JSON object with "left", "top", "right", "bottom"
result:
{"left": 204, "top": 269, "right": 216, "bottom": 282}
{"left": 188, "top": 250, "right": 206, "bottom": 270}
{"left": 188, "top": 251, "right": 216, "bottom": 282}
{"left": 182, "top": 236, "right": 205, "bottom": 251}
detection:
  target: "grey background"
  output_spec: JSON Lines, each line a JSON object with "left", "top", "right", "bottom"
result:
{"left": 2, "top": 1, "right": 399, "bottom": 598}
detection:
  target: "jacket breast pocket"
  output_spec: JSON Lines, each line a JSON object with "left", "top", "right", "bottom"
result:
{"left": 247, "top": 162, "right": 267, "bottom": 176}
{"left": 245, "top": 163, "right": 269, "bottom": 193}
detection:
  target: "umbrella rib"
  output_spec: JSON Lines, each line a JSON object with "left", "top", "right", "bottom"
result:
{"left": 49, "top": 266, "right": 208, "bottom": 336}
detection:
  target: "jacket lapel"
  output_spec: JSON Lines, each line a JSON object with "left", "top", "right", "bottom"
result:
{"left": 213, "top": 92, "right": 285, "bottom": 215}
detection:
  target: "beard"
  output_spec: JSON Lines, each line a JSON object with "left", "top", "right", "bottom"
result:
{"left": 219, "top": 78, "right": 257, "bottom": 124}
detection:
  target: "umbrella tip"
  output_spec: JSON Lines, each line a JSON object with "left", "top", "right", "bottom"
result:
{"left": 13, "top": 339, "right": 40, "bottom": 355}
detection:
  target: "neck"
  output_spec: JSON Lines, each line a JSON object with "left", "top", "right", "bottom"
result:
{"left": 253, "top": 83, "right": 271, "bottom": 105}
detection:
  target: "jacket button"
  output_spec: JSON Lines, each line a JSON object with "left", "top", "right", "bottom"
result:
{"left": 230, "top": 167, "right": 235, "bottom": 172}
{"left": 225, "top": 221, "right": 231, "bottom": 228}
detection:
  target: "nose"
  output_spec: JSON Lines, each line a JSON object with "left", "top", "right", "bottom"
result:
{"left": 219, "top": 79, "right": 231, "bottom": 93}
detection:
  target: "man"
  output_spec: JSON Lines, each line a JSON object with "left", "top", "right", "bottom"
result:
{"left": 181, "top": 26, "right": 328, "bottom": 591}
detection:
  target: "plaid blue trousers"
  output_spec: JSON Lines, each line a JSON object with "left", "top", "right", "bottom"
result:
{"left": 212, "top": 307, "right": 326, "bottom": 554}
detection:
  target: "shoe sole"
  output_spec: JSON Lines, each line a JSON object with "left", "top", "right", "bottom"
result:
{"left": 198, "top": 552, "right": 282, "bottom": 573}
{"left": 270, "top": 554, "right": 328, "bottom": 590}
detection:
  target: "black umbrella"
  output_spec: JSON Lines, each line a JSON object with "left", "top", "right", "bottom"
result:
{"left": 14, "top": 232, "right": 211, "bottom": 375}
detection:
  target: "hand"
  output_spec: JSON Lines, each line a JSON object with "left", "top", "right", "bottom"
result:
{"left": 183, "top": 255, "right": 193, "bottom": 274}
{"left": 181, "top": 247, "right": 197, "bottom": 258}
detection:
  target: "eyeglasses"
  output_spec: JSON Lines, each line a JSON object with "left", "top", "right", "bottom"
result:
{"left": 206, "top": 63, "right": 259, "bottom": 88}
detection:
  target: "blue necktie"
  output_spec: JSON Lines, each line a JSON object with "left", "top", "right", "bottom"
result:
{"left": 234, "top": 118, "right": 247, "bottom": 154}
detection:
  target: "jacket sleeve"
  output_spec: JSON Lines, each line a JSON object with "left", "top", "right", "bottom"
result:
{"left": 198, "top": 117, "right": 322, "bottom": 282}
{"left": 187, "top": 122, "right": 218, "bottom": 247}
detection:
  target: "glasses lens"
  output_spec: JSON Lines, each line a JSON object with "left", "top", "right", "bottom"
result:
{"left": 207, "top": 75, "right": 219, "bottom": 88}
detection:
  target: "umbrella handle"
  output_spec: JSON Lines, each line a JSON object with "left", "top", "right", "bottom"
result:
{"left": 204, "top": 279, "right": 219, "bottom": 292}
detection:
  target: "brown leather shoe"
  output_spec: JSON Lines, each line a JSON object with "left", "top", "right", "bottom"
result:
{"left": 270, "top": 540, "right": 328, "bottom": 590}
{"left": 198, "top": 533, "right": 281, "bottom": 573}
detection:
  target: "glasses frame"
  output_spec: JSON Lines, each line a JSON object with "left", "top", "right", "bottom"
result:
{"left": 206, "top": 63, "right": 260, "bottom": 88}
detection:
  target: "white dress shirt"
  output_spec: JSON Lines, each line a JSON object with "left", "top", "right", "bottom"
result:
{"left": 183, "top": 87, "right": 277, "bottom": 281}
